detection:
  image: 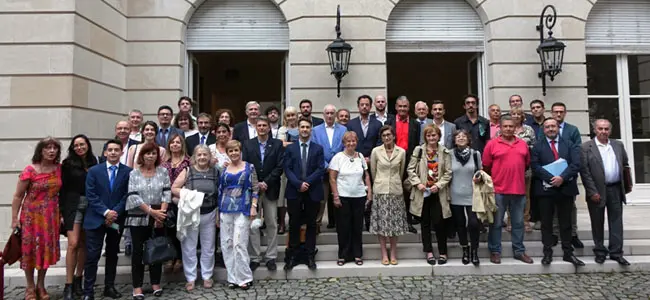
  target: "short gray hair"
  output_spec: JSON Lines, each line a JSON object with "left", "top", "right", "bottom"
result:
{"left": 397, "top": 95, "right": 409, "bottom": 102}
{"left": 591, "top": 118, "right": 612, "bottom": 130}
{"left": 500, "top": 115, "right": 514, "bottom": 125}
{"left": 129, "top": 109, "right": 143, "bottom": 116}
{"left": 323, "top": 104, "right": 337, "bottom": 112}
{"left": 415, "top": 101, "right": 428, "bottom": 109}
{"left": 245, "top": 101, "right": 260, "bottom": 110}
{"left": 190, "top": 144, "right": 215, "bottom": 167}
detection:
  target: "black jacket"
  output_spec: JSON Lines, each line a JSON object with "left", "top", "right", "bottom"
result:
{"left": 241, "top": 137, "right": 285, "bottom": 200}
{"left": 185, "top": 133, "right": 217, "bottom": 156}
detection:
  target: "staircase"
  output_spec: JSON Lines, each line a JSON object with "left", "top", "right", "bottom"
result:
{"left": 4, "top": 222, "right": 650, "bottom": 287}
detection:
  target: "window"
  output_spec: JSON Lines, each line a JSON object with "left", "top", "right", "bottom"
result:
{"left": 587, "top": 55, "right": 621, "bottom": 139}
{"left": 628, "top": 55, "right": 650, "bottom": 183}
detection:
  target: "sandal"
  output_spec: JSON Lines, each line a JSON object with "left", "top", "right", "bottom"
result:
{"left": 228, "top": 283, "right": 237, "bottom": 289}
{"left": 354, "top": 258, "right": 363, "bottom": 266}
{"left": 336, "top": 259, "right": 345, "bottom": 266}
{"left": 36, "top": 287, "right": 50, "bottom": 300}
{"left": 203, "top": 279, "right": 213, "bottom": 289}
{"left": 185, "top": 281, "right": 195, "bottom": 292}
{"left": 24, "top": 287, "right": 37, "bottom": 300}
{"left": 525, "top": 223, "right": 532, "bottom": 233}
{"left": 437, "top": 255, "right": 448, "bottom": 265}
{"left": 381, "top": 258, "right": 390, "bottom": 265}
{"left": 390, "top": 258, "right": 398, "bottom": 265}
{"left": 132, "top": 294, "right": 145, "bottom": 300}
{"left": 277, "top": 226, "right": 285, "bottom": 235}
{"left": 426, "top": 253, "right": 436, "bottom": 266}
{"left": 506, "top": 225, "right": 512, "bottom": 232}
{"left": 153, "top": 288, "right": 163, "bottom": 297}
{"left": 239, "top": 282, "right": 251, "bottom": 290}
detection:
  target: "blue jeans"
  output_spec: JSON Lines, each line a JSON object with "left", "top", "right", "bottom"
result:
{"left": 488, "top": 194, "right": 526, "bottom": 255}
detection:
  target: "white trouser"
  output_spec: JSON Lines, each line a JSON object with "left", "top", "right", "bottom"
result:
{"left": 220, "top": 212, "right": 253, "bottom": 285}
{"left": 248, "top": 193, "right": 279, "bottom": 263}
{"left": 181, "top": 209, "right": 217, "bottom": 282}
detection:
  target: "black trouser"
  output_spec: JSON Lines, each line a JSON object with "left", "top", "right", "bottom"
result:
{"left": 529, "top": 181, "right": 540, "bottom": 223}
{"left": 167, "top": 204, "right": 182, "bottom": 259}
{"left": 83, "top": 225, "right": 120, "bottom": 296}
{"left": 336, "top": 196, "right": 365, "bottom": 260}
{"left": 421, "top": 194, "right": 447, "bottom": 254}
{"left": 130, "top": 226, "right": 163, "bottom": 288}
{"left": 287, "top": 192, "right": 319, "bottom": 253}
{"left": 325, "top": 179, "right": 336, "bottom": 227}
{"left": 588, "top": 184, "right": 624, "bottom": 258}
{"left": 451, "top": 205, "right": 480, "bottom": 249}
{"left": 540, "top": 195, "right": 573, "bottom": 256}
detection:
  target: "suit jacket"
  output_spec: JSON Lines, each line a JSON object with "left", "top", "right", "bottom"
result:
{"left": 99, "top": 138, "right": 138, "bottom": 164}
{"left": 370, "top": 112, "right": 395, "bottom": 125}
{"left": 386, "top": 116, "right": 421, "bottom": 167}
{"left": 580, "top": 139, "right": 629, "bottom": 207}
{"left": 242, "top": 137, "right": 285, "bottom": 200}
{"left": 560, "top": 122, "right": 582, "bottom": 146}
{"left": 416, "top": 118, "right": 433, "bottom": 144}
{"left": 346, "top": 117, "right": 383, "bottom": 158}
{"left": 283, "top": 141, "right": 325, "bottom": 202}
{"left": 186, "top": 132, "right": 217, "bottom": 156}
{"left": 436, "top": 120, "right": 457, "bottom": 149}
{"left": 311, "top": 122, "right": 347, "bottom": 168}
{"left": 232, "top": 120, "right": 255, "bottom": 142}
{"left": 155, "top": 126, "right": 184, "bottom": 147}
{"left": 311, "top": 116, "right": 324, "bottom": 127}
{"left": 84, "top": 163, "right": 132, "bottom": 230}
{"left": 531, "top": 136, "right": 581, "bottom": 198}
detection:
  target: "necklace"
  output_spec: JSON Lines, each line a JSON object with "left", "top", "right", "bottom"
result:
{"left": 344, "top": 151, "right": 356, "bottom": 162}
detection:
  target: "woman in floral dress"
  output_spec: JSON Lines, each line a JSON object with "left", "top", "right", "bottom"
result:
{"left": 11, "top": 137, "right": 63, "bottom": 300}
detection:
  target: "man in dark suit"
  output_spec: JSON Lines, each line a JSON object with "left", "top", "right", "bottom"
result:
{"left": 580, "top": 119, "right": 631, "bottom": 266}
{"left": 531, "top": 118, "right": 584, "bottom": 266}
{"left": 99, "top": 120, "right": 139, "bottom": 165}
{"left": 550, "top": 102, "right": 584, "bottom": 248}
{"left": 299, "top": 98, "right": 324, "bottom": 126}
{"left": 283, "top": 117, "right": 325, "bottom": 271}
{"left": 185, "top": 113, "right": 217, "bottom": 156}
{"left": 244, "top": 116, "right": 285, "bottom": 272}
{"left": 232, "top": 101, "right": 261, "bottom": 142}
{"left": 83, "top": 139, "right": 132, "bottom": 300}
{"left": 386, "top": 96, "right": 420, "bottom": 233}
{"left": 370, "top": 94, "right": 395, "bottom": 125}
{"left": 155, "top": 105, "right": 184, "bottom": 147}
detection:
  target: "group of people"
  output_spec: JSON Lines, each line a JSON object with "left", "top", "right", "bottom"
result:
{"left": 10, "top": 94, "right": 632, "bottom": 300}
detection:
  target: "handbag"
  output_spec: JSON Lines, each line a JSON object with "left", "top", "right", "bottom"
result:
{"left": 2, "top": 227, "right": 22, "bottom": 266}
{"left": 143, "top": 227, "right": 177, "bottom": 265}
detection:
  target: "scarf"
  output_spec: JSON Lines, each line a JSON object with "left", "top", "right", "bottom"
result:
{"left": 454, "top": 147, "right": 472, "bottom": 166}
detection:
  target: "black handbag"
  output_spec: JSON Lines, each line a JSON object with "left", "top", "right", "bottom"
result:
{"left": 143, "top": 227, "right": 177, "bottom": 265}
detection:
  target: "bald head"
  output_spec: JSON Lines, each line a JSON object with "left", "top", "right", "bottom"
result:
{"left": 115, "top": 120, "right": 130, "bottom": 141}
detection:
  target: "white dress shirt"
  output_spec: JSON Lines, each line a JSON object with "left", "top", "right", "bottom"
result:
{"left": 360, "top": 118, "right": 369, "bottom": 138}
{"left": 595, "top": 138, "right": 620, "bottom": 184}
{"left": 325, "top": 124, "right": 335, "bottom": 147}
{"left": 271, "top": 123, "right": 279, "bottom": 139}
{"left": 247, "top": 120, "right": 257, "bottom": 140}
{"left": 434, "top": 120, "right": 446, "bottom": 146}
{"left": 198, "top": 133, "right": 210, "bottom": 145}
{"left": 374, "top": 112, "right": 388, "bottom": 125}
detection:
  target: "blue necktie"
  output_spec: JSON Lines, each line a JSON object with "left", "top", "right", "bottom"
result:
{"left": 109, "top": 165, "right": 117, "bottom": 191}
{"left": 200, "top": 135, "right": 206, "bottom": 145}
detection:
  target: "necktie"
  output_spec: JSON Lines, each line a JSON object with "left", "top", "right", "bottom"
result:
{"left": 109, "top": 165, "right": 118, "bottom": 191}
{"left": 301, "top": 143, "right": 308, "bottom": 179}
{"left": 550, "top": 140, "right": 559, "bottom": 160}
{"left": 200, "top": 135, "right": 206, "bottom": 145}
{"left": 160, "top": 129, "right": 168, "bottom": 147}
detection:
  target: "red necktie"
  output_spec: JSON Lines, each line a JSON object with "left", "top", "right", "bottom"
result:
{"left": 550, "top": 140, "right": 559, "bottom": 160}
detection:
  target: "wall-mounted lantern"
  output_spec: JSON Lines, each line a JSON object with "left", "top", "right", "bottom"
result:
{"left": 536, "top": 5, "right": 566, "bottom": 96}
{"left": 326, "top": 5, "right": 353, "bottom": 98}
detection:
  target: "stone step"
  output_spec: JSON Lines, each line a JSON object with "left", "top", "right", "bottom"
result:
{"left": 5, "top": 256, "right": 650, "bottom": 287}
{"left": 7, "top": 240, "right": 650, "bottom": 269}
{"left": 5, "top": 228, "right": 649, "bottom": 250}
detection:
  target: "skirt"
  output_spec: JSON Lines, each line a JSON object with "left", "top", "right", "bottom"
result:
{"left": 369, "top": 194, "right": 409, "bottom": 237}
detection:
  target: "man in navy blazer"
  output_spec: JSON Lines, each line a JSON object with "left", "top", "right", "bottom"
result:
{"left": 83, "top": 139, "right": 132, "bottom": 300}
{"left": 155, "top": 105, "right": 184, "bottom": 147}
{"left": 232, "top": 101, "right": 261, "bottom": 142}
{"left": 283, "top": 117, "right": 325, "bottom": 271}
{"left": 550, "top": 102, "right": 584, "bottom": 248}
{"left": 347, "top": 95, "right": 383, "bottom": 160}
{"left": 531, "top": 118, "right": 584, "bottom": 267}
{"left": 185, "top": 113, "right": 217, "bottom": 156}
{"left": 311, "top": 104, "right": 347, "bottom": 230}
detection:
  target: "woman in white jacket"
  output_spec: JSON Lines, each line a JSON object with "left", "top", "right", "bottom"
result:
{"left": 171, "top": 144, "right": 220, "bottom": 292}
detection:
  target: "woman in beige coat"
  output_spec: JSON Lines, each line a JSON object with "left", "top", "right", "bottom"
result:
{"left": 406, "top": 124, "right": 452, "bottom": 265}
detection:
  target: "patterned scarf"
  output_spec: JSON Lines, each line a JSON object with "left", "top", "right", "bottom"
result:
{"left": 454, "top": 147, "right": 472, "bottom": 166}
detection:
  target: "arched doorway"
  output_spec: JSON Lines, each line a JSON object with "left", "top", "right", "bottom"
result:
{"left": 585, "top": 0, "right": 650, "bottom": 202}
{"left": 185, "top": 0, "right": 289, "bottom": 121}
{"left": 385, "top": 0, "right": 485, "bottom": 119}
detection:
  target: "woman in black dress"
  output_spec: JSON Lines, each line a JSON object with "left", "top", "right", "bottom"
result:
{"left": 60, "top": 134, "right": 98, "bottom": 300}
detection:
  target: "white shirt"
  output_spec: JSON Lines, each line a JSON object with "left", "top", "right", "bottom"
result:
{"left": 329, "top": 152, "right": 368, "bottom": 198}
{"left": 198, "top": 133, "right": 210, "bottom": 145}
{"left": 546, "top": 137, "right": 559, "bottom": 153}
{"left": 360, "top": 118, "right": 369, "bottom": 138}
{"left": 247, "top": 120, "right": 257, "bottom": 140}
{"left": 434, "top": 120, "right": 446, "bottom": 145}
{"left": 119, "top": 144, "right": 129, "bottom": 165}
{"left": 595, "top": 138, "right": 620, "bottom": 184}
{"left": 271, "top": 123, "right": 279, "bottom": 139}
{"left": 374, "top": 112, "right": 388, "bottom": 125}
{"left": 559, "top": 122, "right": 565, "bottom": 137}
{"left": 129, "top": 132, "right": 142, "bottom": 143}
{"left": 299, "top": 140, "right": 310, "bottom": 160}
{"left": 325, "top": 123, "right": 335, "bottom": 147}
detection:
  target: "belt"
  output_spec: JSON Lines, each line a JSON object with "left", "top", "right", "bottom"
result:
{"left": 605, "top": 182, "right": 621, "bottom": 187}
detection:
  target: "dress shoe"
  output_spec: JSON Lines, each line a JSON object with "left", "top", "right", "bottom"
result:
{"left": 563, "top": 255, "right": 585, "bottom": 266}
{"left": 266, "top": 259, "right": 277, "bottom": 271}
{"left": 610, "top": 256, "right": 631, "bottom": 266}
{"left": 103, "top": 286, "right": 122, "bottom": 299}
{"left": 571, "top": 236, "right": 584, "bottom": 249}
{"left": 514, "top": 253, "right": 534, "bottom": 264}
{"left": 461, "top": 246, "right": 470, "bottom": 265}
{"left": 73, "top": 276, "right": 84, "bottom": 296}
{"left": 551, "top": 235, "right": 559, "bottom": 247}
{"left": 410, "top": 218, "right": 420, "bottom": 225}
{"left": 125, "top": 244, "right": 132, "bottom": 257}
{"left": 541, "top": 254, "right": 553, "bottom": 265}
{"left": 490, "top": 253, "right": 501, "bottom": 264}
{"left": 408, "top": 225, "right": 418, "bottom": 234}
{"left": 595, "top": 255, "right": 606, "bottom": 264}
{"left": 82, "top": 296, "right": 94, "bottom": 300}
{"left": 326, "top": 223, "right": 336, "bottom": 229}
{"left": 307, "top": 256, "right": 317, "bottom": 270}
{"left": 284, "top": 258, "right": 296, "bottom": 270}
{"left": 250, "top": 261, "right": 260, "bottom": 271}
{"left": 470, "top": 247, "right": 480, "bottom": 266}
{"left": 63, "top": 284, "right": 74, "bottom": 300}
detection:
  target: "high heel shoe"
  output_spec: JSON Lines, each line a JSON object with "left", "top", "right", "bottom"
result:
{"left": 24, "top": 287, "right": 37, "bottom": 300}
{"left": 36, "top": 287, "right": 50, "bottom": 300}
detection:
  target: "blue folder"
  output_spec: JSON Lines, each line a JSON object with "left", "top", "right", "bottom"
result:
{"left": 542, "top": 158, "right": 568, "bottom": 177}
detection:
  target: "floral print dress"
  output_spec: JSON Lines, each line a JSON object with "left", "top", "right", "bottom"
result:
{"left": 19, "top": 165, "right": 62, "bottom": 270}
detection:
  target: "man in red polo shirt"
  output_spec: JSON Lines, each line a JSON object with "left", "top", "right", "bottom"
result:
{"left": 387, "top": 96, "right": 420, "bottom": 233}
{"left": 482, "top": 115, "right": 533, "bottom": 265}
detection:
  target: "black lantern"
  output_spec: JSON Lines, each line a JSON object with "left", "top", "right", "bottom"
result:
{"left": 326, "top": 5, "right": 353, "bottom": 98}
{"left": 536, "top": 5, "right": 566, "bottom": 96}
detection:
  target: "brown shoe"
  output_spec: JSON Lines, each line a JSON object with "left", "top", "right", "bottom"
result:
{"left": 36, "top": 287, "right": 50, "bottom": 300}
{"left": 515, "top": 253, "right": 534, "bottom": 264}
{"left": 490, "top": 253, "right": 501, "bottom": 264}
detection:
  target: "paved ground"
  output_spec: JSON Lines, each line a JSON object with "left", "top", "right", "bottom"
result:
{"left": 4, "top": 272, "right": 650, "bottom": 299}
